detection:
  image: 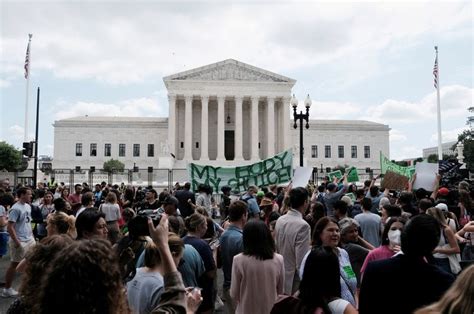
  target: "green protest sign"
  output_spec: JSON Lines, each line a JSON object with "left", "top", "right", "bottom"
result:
{"left": 328, "top": 170, "right": 343, "bottom": 181}
{"left": 380, "top": 152, "right": 415, "bottom": 179}
{"left": 187, "top": 150, "right": 293, "bottom": 193}
{"left": 345, "top": 167, "right": 359, "bottom": 183}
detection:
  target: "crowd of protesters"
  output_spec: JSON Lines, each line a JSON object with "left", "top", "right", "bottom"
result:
{"left": 0, "top": 173, "right": 473, "bottom": 314}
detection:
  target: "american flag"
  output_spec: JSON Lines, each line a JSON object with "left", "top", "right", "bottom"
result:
{"left": 24, "top": 34, "right": 32, "bottom": 79}
{"left": 438, "top": 160, "right": 459, "bottom": 174}
{"left": 433, "top": 53, "right": 438, "bottom": 89}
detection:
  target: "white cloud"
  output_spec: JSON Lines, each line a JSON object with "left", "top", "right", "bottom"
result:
{"left": 391, "top": 145, "right": 421, "bottom": 161}
{"left": 0, "top": 1, "right": 470, "bottom": 84}
{"left": 53, "top": 97, "right": 167, "bottom": 120}
{"left": 390, "top": 129, "right": 407, "bottom": 142}
{"left": 364, "top": 85, "right": 473, "bottom": 125}
{"left": 0, "top": 79, "right": 11, "bottom": 88}
{"left": 310, "top": 101, "right": 362, "bottom": 119}
{"left": 430, "top": 127, "right": 468, "bottom": 143}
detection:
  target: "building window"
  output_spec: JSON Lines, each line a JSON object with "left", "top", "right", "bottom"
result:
{"left": 180, "top": 142, "right": 184, "bottom": 148}
{"left": 351, "top": 145, "right": 357, "bottom": 158}
{"left": 338, "top": 145, "right": 344, "bottom": 158}
{"left": 364, "top": 145, "right": 371, "bottom": 158}
{"left": 104, "top": 144, "right": 111, "bottom": 157}
{"left": 90, "top": 143, "right": 97, "bottom": 157}
{"left": 325, "top": 145, "right": 331, "bottom": 158}
{"left": 196, "top": 142, "right": 199, "bottom": 149}
{"left": 133, "top": 144, "right": 140, "bottom": 157}
{"left": 148, "top": 144, "right": 154, "bottom": 157}
{"left": 311, "top": 145, "right": 318, "bottom": 158}
{"left": 119, "top": 144, "right": 126, "bottom": 157}
{"left": 75, "top": 143, "right": 82, "bottom": 157}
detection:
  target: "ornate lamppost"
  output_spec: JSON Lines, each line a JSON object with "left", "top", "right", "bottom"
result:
{"left": 291, "top": 94, "right": 312, "bottom": 167}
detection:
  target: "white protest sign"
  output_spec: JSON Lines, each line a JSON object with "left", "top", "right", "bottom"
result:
{"left": 292, "top": 167, "right": 313, "bottom": 188}
{"left": 413, "top": 162, "right": 439, "bottom": 191}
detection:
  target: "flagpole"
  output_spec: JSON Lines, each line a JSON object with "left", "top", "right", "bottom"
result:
{"left": 435, "top": 46, "right": 443, "bottom": 161}
{"left": 24, "top": 34, "right": 32, "bottom": 142}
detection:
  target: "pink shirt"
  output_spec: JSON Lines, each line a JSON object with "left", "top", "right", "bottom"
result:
{"left": 230, "top": 253, "right": 285, "bottom": 314}
{"left": 360, "top": 245, "right": 395, "bottom": 276}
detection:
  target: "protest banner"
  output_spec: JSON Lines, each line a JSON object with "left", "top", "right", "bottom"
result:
{"left": 328, "top": 170, "right": 343, "bottom": 181}
{"left": 381, "top": 171, "right": 409, "bottom": 190}
{"left": 380, "top": 152, "right": 415, "bottom": 179}
{"left": 187, "top": 149, "right": 292, "bottom": 192}
{"left": 413, "top": 162, "right": 438, "bottom": 191}
{"left": 292, "top": 167, "right": 313, "bottom": 188}
{"left": 345, "top": 167, "right": 359, "bottom": 183}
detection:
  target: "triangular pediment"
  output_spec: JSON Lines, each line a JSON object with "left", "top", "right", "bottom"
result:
{"left": 163, "top": 59, "right": 295, "bottom": 83}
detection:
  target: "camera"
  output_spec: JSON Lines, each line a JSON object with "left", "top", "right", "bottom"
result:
{"left": 128, "top": 211, "right": 161, "bottom": 238}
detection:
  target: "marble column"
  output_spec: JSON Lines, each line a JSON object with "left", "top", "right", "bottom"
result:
{"left": 167, "top": 94, "right": 177, "bottom": 157}
{"left": 200, "top": 96, "right": 209, "bottom": 161}
{"left": 234, "top": 96, "right": 244, "bottom": 161}
{"left": 217, "top": 96, "right": 226, "bottom": 160}
{"left": 267, "top": 97, "right": 275, "bottom": 157}
{"left": 184, "top": 95, "right": 193, "bottom": 161}
{"left": 282, "top": 96, "right": 291, "bottom": 151}
{"left": 251, "top": 96, "right": 260, "bottom": 160}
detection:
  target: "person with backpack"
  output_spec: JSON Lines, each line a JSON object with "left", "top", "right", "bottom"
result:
{"left": 240, "top": 186, "right": 260, "bottom": 219}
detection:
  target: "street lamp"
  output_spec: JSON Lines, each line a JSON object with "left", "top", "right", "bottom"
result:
{"left": 292, "top": 94, "right": 311, "bottom": 167}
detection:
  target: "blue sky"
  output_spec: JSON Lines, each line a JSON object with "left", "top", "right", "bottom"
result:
{"left": 1, "top": 0, "right": 472, "bottom": 161}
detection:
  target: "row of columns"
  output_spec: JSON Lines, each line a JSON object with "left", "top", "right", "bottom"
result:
{"left": 168, "top": 94, "right": 291, "bottom": 161}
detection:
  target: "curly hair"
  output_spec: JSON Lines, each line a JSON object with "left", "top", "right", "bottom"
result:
{"left": 35, "top": 238, "right": 129, "bottom": 314}
{"left": 47, "top": 212, "right": 77, "bottom": 239}
{"left": 20, "top": 235, "right": 74, "bottom": 311}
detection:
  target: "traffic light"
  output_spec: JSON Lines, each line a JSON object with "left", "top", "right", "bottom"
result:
{"left": 22, "top": 141, "right": 34, "bottom": 158}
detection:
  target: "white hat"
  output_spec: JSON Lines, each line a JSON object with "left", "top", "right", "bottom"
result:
{"left": 435, "top": 203, "right": 448, "bottom": 212}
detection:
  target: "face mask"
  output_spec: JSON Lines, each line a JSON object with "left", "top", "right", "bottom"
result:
{"left": 388, "top": 229, "right": 401, "bottom": 245}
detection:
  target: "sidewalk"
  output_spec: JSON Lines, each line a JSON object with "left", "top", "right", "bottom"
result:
{"left": 0, "top": 253, "right": 20, "bottom": 313}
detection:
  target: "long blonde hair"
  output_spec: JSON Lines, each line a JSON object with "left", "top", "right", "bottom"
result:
{"left": 426, "top": 207, "right": 447, "bottom": 227}
{"left": 415, "top": 265, "right": 474, "bottom": 314}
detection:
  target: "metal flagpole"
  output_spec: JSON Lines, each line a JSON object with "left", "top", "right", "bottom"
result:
{"left": 24, "top": 34, "right": 33, "bottom": 142}
{"left": 434, "top": 46, "right": 443, "bottom": 161}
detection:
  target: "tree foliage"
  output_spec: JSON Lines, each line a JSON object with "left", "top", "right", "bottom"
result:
{"left": 457, "top": 129, "right": 474, "bottom": 172}
{"left": 0, "top": 141, "right": 23, "bottom": 171}
{"left": 426, "top": 154, "right": 454, "bottom": 164}
{"left": 103, "top": 159, "right": 125, "bottom": 173}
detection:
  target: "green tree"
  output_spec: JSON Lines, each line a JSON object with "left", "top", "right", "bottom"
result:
{"left": 427, "top": 153, "right": 455, "bottom": 163}
{"left": 103, "top": 159, "right": 125, "bottom": 173}
{"left": 456, "top": 129, "right": 474, "bottom": 172}
{"left": 0, "top": 141, "right": 23, "bottom": 171}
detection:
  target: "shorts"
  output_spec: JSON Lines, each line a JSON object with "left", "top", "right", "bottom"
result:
{"left": 9, "top": 238, "right": 36, "bottom": 263}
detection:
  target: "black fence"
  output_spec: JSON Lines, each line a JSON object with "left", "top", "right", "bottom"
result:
{"left": 1, "top": 167, "right": 382, "bottom": 189}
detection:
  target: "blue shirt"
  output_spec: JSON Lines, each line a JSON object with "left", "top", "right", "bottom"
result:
{"left": 241, "top": 193, "right": 260, "bottom": 216}
{"left": 219, "top": 225, "right": 243, "bottom": 288}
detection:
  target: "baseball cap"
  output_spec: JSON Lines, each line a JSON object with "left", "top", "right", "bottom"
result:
{"left": 435, "top": 203, "right": 448, "bottom": 212}
{"left": 438, "top": 187, "right": 449, "bottom": 196}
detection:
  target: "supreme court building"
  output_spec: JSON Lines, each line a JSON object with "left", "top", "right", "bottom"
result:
{"left": 53, "top": 59, "right": 390, "bottom": 171}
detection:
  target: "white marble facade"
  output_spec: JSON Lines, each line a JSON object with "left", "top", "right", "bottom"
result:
{"left": 52, "top": 59, "right": 390, "bottom": 170}
{"left": 163, "top": 59, "right": 295, "bottom": 168}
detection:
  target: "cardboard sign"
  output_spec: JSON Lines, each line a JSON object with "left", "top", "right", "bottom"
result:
{"left": 381, "top": 171, "right": 409, "bottom": 191}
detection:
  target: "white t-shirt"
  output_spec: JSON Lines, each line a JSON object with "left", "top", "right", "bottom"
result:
{"left": 8, "top": 202, "right": 34, "bottom": 242}
{"left": 328, "top": 298, "right": 350, "bottom": 314}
